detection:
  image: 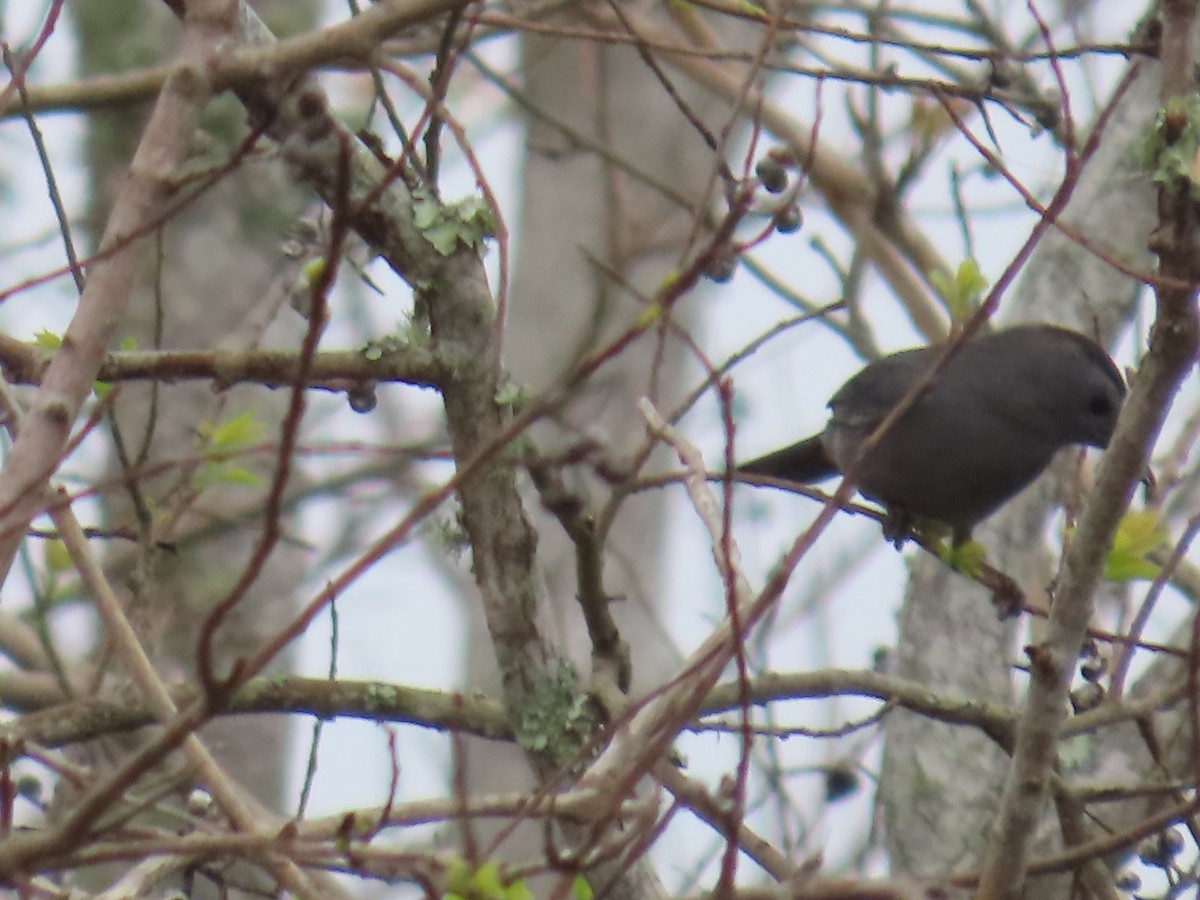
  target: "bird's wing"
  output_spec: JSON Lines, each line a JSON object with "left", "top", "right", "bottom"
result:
{"left": 826, "top": 348, "right": 935, "bottom": 428}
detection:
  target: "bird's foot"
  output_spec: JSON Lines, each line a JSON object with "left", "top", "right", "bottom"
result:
{"left": 880, "top": 509, "right": 919, "bottom": 549}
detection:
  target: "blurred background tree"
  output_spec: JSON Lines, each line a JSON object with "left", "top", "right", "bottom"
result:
{"left": 0, "top": 2, "right": 1194, "bottom": 898}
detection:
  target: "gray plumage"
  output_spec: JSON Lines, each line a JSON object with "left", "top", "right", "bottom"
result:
{"left": 739, "top": 324, "right": 1126, "bottom": 544}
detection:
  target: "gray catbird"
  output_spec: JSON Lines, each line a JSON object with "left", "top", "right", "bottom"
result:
{"left": 739, "top": 324, "right": 1126, "bottom": 545}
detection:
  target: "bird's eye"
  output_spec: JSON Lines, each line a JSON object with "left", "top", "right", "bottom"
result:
{"left": 1088, "top": 393, "right": 1115, "bottom": 416}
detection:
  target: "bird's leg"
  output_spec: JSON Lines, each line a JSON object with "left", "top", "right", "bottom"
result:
{"left": 880, "top": 507, "right": 918, "bottom": 549}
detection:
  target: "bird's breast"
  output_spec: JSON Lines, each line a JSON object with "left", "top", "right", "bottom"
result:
{"left": 825, "top": 405, "right": 1059, "bottom": 530}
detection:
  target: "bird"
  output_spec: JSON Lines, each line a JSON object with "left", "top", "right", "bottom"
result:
{"left": 738, "top": 323, "right": 1126, "bottom": 547}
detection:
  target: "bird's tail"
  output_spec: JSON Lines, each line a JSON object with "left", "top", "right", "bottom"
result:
{"left": 738, "top": 436, "right": 838, "bottom": 484}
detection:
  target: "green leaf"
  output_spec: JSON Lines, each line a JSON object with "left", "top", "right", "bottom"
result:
{"left": 44, "top": 540, "right": 71, "bottom": 573}
{"left": 300, "top": 257, "right": 326, "bottom": 287}
{"left": 955, "top": 258, "right": 986, "bottom": 294}
{"left": 470, "top": 862, "right": 504, "bottom": 897}
{"left": 191, "top": 411, "right": 267, "bottom": 493}
{"left": 118, "top": 335, "right": 138, "bottom": 351}
{"left": 218, "top": 465, "right": 263, "bottom": 488}
{"left": 202, "top": 409, "right": 266, "bottom": 453}
{"left": 1104, "top": 510, "right": 1169, "bottom": 582}
{"left": 572, "top": 876, "right": 594, "bottom": 900}
{"left": 33, "top": 329, "right": 61, "bottom": 351}
{"left": 503, "top": 880, "right": 534, "bottom": 900}
{"left": 937, "top": 538, "right": 987, "bottom": 577}
{"left": 444, "top": 858, "right": 471, "bottom": 896}
{"left": 930, "top": 259, "right": 987, "bottom": 321}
